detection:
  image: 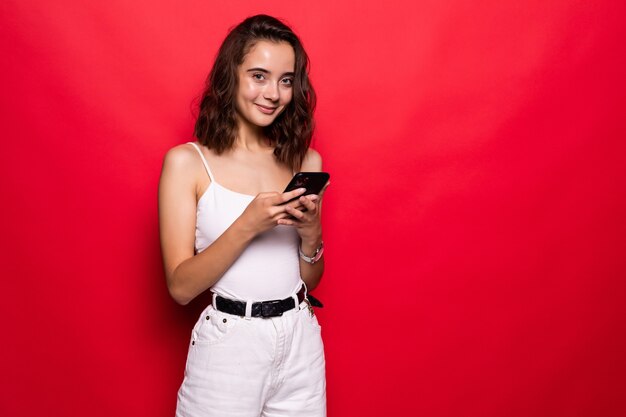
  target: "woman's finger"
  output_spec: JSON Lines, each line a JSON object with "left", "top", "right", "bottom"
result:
{"left": 299, "top": 196, "right": 318, "bottom": 212}
{"left": 277, "top": 218, "right": 296, "bottom": 226}
{"left": 278, "top": 187, "right": 306, "bottom": 204}
{"left": 284, "top": 200, "right": 306, "bottom": 211}
{"left": 285, "top": 205, "right": 305, "bottom": 220}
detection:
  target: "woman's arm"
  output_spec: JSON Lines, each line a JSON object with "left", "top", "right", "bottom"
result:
{"left": 158, "top": 145, "right": 306, "bottom": 305}
{"left": 279, "top": 148, "right": 327, "bottom": 291}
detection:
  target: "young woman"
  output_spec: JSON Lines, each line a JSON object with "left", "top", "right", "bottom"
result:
{"left": 158, "top": 15, "right": 327, "bottom": 417}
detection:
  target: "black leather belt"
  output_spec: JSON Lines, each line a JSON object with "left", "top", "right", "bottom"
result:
{"left": 213, "top": 287, "right": 322, "bottom": 318}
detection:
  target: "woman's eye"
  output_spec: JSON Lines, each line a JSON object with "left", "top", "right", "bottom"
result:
{"left": 281, "top": 78, "right": 294, "bottom": 86}
{"left": 252, "top": 73, "right": 265, "bottom": 81}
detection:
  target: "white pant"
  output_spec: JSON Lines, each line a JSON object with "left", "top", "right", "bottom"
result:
{"left": 176, "top": 299, "right": 326, "bottom": 417}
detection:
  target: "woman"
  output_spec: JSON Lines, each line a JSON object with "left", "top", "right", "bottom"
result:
{"left": 158, "top": 15, "right": 327, "bottom": 417}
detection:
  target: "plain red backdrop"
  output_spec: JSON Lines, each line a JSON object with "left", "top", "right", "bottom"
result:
{"left": 2, "top": 1, "right": 625, "bottom": 416}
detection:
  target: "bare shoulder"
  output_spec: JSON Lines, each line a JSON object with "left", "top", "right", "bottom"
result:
{"left": 300, "top": 147, "right": 323, "bottom": 172}
{"left": 160, "top": 142, "right": 208, "bottom": 198}
{"left": 162, "top": 142, "right": 202, "bottom": 173}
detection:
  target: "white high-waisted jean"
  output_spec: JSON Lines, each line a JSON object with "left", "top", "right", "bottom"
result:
{"left": 175, "top": 297, "right": 326, "bottom": 417}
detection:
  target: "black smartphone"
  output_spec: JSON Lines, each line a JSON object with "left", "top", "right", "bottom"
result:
{"left": 283, "top": 172, "right": 330, "bottom": 202}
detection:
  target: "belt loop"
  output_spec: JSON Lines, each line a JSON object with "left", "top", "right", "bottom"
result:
{"left": 292, "top": 293, "right": 299, "bottom": 309}
{"left": 212, "top": 292, "right": 218, "bottom": 308}
{"left": 244, "top": 300, "right": 253, "bottom": 319}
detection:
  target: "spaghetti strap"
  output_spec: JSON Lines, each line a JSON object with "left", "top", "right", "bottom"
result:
{"left": 187, "top": 142, "right": 215, "bottom": 182}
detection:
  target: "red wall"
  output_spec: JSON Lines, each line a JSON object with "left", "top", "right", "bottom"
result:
{"left": 2, "top": 1, "right": 626, "bottom": 416}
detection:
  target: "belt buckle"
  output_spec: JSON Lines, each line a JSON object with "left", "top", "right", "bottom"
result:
{"left": 261, "top": 299, "right": 283, "bottom": 317}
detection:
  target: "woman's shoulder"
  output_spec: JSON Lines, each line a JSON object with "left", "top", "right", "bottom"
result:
{"left": 164, "top": 142, "right": 202, "bottom": 166}
{"left": 162, "top": 142, "right": 206, "bottom": 177}
{"left": 301, "top": 147, "right": 323, "bottom": 171}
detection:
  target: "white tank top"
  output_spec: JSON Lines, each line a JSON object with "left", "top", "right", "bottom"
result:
{"left": 187, "top": 142, "right": 302, "bottom": 301}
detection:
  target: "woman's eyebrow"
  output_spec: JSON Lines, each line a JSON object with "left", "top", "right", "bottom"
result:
{"left": 247, "top": 67, "right": 270, "bottom": 73}
{"left": 247, "top": 67, "right": 295, "bottom": 77}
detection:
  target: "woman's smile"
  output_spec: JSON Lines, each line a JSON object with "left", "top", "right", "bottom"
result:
{"left": 255, "top": 103, "right": 278, "bottom": 114}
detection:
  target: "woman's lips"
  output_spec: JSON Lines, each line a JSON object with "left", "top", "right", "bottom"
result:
{"left": 255, "top": 104, "right": 277, "bottom": 114}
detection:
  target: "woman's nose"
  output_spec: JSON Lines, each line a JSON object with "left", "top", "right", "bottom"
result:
{"left": 263, "top": 82, "right": 280, "bottom": 101}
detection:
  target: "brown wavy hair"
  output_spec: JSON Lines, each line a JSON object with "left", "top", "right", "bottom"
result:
{"left": 194, "top": 15, "right": 316, "bottom": 171}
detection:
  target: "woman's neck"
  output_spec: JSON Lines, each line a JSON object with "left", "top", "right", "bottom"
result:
{"left": 235, "top": 118, "right": 272, "bottom": 152}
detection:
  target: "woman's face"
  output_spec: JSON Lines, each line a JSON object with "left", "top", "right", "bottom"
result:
{"left": 235, "top": 40, "right": 295, "bottom": 129}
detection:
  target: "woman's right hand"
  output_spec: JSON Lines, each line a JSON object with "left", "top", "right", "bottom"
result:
{"left": 236, "top": 187, "right": 307, "bottom": 236}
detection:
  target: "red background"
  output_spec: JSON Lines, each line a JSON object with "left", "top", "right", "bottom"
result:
{"left": 2, "top": 1, "right": 626, "bottom": 416}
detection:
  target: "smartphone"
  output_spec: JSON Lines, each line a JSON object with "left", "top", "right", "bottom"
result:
{"left": 283, "top": 172, "right": 330, "bottom": 202}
